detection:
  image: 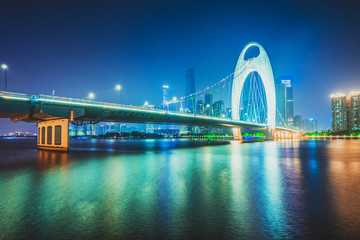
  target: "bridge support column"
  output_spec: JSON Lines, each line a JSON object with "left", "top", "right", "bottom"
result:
{"left": 233, "top": 128, "right": 242, "bottom": 141}
{"left": 37, "top": 118, "right": 69, "bottom": 152}
{"left": 266, "top": 127, "right": 274, "bottom": 141}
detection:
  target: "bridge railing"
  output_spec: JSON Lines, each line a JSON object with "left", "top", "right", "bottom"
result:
{"left": 36, "top": 93, "right": 213, "bottom": 118}
{"left": 37, "top": 93, "right": 176, "bottom": 113}
{"left": 0, "top": 91, "right": 197, "bottom": 116}
{"left": 36, "top": 93, "right": 219, "bottom": 117}
{"left": 0, "top": 91, "right": 33, "bottom": 100}
{"left": 34, "top": 94, "right": 291, "bottom": 128}
{"left": 0, "top": 91, "right": 279, "bottom": 128}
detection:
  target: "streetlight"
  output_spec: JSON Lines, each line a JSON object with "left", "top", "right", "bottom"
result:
{"left": 1, "top": 64, "right": 8, "bottom": 91}
{"left": 88, "top": 92, "right": 95, "bottom": 99}
{"left": 115, "top": 84, "right": 122, "bottom": 104}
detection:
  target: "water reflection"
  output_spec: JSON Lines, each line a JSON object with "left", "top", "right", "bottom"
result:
{"left": 230, "top": 141, "right": 252, "bottom": 236}
{"left": 0, "top": 139, "right": 360, "bottom": 239}
{"left": 37, "top": 150, "right": 69, "bottom": 170}
{"left": 0, "top": 168, "right": 31, "bottom": 239}
{"left": 262, "top": 142, "right": 289, "bottom": 238}
{"left": 327, "top": 140, "right": 360, "bottom": 237}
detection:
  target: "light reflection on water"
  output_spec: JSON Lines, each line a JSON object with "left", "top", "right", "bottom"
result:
{"left": 0, "top": 139, "right": 360, "bottom": 239}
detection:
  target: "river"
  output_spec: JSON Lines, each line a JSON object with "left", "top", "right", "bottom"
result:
{"left": 0, "top": 139, "right": 360, "bottom": 239}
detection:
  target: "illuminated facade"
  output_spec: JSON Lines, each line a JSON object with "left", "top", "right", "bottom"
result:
{"left": 213, "top": 100, "right": 224, "bottom": 118}
{"left": 349, "top": 92, "right": 360, "bottom": 130}
{"left": 196, "top": 100, "right": 205, "bottom": 115}
{"left": 275, "top": 76, "right": 294, "bottom": 127}
{"left": 163, "top": 85, "right": 169, "bottom": 111}
{"left": 205, "top": 93, "right": 213, "bottom": 116}
{"left": 294, "top": 115, "right": 303, "bottom": 131}
{"left": 331, "top": 92, "right": 360, "bottom": 131}
{"left": 226, "top": 108, "right": 232, "bottom": 119}
{"left": 331, "top": 94, "right": 347, "bottom": 131}
{"left": 185, "top": 68, "right": 195, "bottom": 113}
{"left": 302, "top": 118, "right": 318, "bottom": 132}
{"left": 231, "top": 42, "right": 276, "bottom": 127}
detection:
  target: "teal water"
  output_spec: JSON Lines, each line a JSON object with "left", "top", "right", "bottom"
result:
{"left": 0, "top": 139, "right": 360, "bottom": 239}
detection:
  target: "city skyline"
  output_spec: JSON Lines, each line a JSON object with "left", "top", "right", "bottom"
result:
{"left": 0, "top": 43, "right": 317, "bottom": 143}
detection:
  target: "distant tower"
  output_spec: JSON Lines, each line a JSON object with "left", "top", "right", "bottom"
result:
{"left": 331, "top": 94, "right": 348, "bottom": 131}
{"left": 349, "top": 92, "right": 360, "bottom": 131}
{"left": 205, "top": 93, "right": 213, "bottom": 116}
{"left": 212, "top": 100, "right": 224, "bottom": 118}
{"left": 163, "top": 85, "right": 169, "bottom": 110}
{"left": 303, "top": 118, "right": 318, "bottom": 132}
{"left": 294, "top": 115, "right": 303, "bottom": 131}
{"left": 185, "top": 69, "right": 195, "bottom": 113}
{"left": 196, "top": 100, "right": 204, "bottom": 115}
{"left": 275, "top": 76, "right": 294, "bottom": 127}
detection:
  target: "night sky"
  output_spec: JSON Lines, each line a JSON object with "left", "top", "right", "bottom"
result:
{"left": 1, "top": 0, "right": 360, "bottom": 132}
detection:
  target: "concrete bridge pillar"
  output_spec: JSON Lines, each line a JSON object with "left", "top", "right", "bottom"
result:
{"left": 266, "top": 127, "right": 274, "bottom": 140}
{"left": 37, "top": 118, "right": 69, "bottom": 151}
{"left": 233, "top": 128, "right": 242, "bottom": 141}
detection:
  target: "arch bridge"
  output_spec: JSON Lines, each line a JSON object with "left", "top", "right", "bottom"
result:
{"left": 0, "top": 42, "right": 301, "bottom": 151}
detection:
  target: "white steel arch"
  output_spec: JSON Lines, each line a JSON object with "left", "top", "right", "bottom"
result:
{"left": 231, "top": 42, "right": 276, "bottom": 127}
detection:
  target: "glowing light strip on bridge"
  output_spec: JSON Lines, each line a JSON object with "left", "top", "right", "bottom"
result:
{"left": 0, "top": 93, "right": 267, "bottom": 128}
{"left": 47, "top": 99, "right": 267, "bottom": 128}
{"left": 1, "top": 95, "right": 31, "bottom": 101}
{"left": 40, "top": 97, "right": 266, "bottom": 128}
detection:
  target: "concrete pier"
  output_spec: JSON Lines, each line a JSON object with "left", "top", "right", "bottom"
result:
{"left": 37, "top": 118, "right": 69, "bottom": 151}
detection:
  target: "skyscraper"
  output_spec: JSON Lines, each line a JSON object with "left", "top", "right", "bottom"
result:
{"left": 158, "top": 85, "right": 179, "bottom": 132}
{"left": 185, "top": 69, "right": 195, "bottom": 113}
{"left": 213, "top": 100, "right": 224, "bottom": 118}
{"left": 205, "top": 93, "right": 213, "bottom": 116}
{"left": 331, "top": 94, "right": 347, "bottom": 131}
{"left": 294, "top": 115, "right": 303, "bottom": 131}
{"left": 275, "top": 76, "right": 294, "bottom": 127}
{"left": 349, "top": 92, "right": 360, "bottom": 130}
{"left": 303, "top": 118, "right": 318, "bottom": 132}
{"left": 163, "top": 85, "right": 169, "bottom": 111}
{"left": 196, "top": 100, "right": 205, "bottom": 115}
{"left": 226, "top": 108, "right": 232, "bottom": 119}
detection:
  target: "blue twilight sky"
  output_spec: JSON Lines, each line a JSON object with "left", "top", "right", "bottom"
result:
{"left": 1, "top": 0, "right": 360, "bottom": 133}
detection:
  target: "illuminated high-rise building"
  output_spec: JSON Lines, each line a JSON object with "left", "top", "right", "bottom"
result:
{"left": 275, "top": 76, "right": 294, "bottom": 127}
{"left": 226, "top": 108, "right": 232, "bottom": 119}
{"left": 185, "top": 69, "right": 195, "bottom": 113}
{"left": 163, "top": 85, "right": 169, "bottom": 111}
{"left": 85, "top": 124, "right": 96, "bottom": 136}
{"left": 303, "top": 118, "right": 318, "bottom": 132}
{"left": 205, "top": 93, "right": 213, "bottom": 116}
{"left": 331, "top": 94, "right": 347, "bottom": 131}
{"left": 196, "top": 100, "right": 205, "bottom": 115}
{"left": 294, "top": 115, "right": 303, "bottom": 131}
{"left": 159, "top": 84, "right": 180, "bottom": 133}
{"left": 348, "top": 92, "right": 360, "bottom": 130}
{"left": 213, "top": 100, "right": 224, "bottom": 118}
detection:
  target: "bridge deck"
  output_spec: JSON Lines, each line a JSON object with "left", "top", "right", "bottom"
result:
{"left": 0, "top": 91, "right": 299, "bottom": 132}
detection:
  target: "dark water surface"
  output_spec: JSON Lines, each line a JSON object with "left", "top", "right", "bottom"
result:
{"left": 1, "top": 139, "right": 360, "bottom": 239}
